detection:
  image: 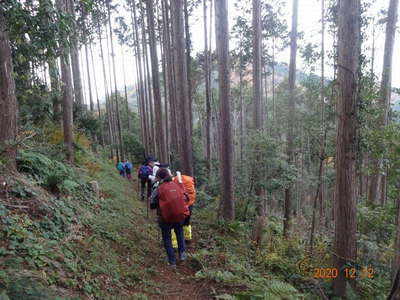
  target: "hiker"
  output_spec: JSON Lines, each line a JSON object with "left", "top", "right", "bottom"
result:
{"left": 117, "top": 161, "right": 125, "bottom": 177}
{"left": 149, "top": 161, "right": 171, "bottom": 184}
{"left": 149, "top": 160, "right": 160, "bottom": 183}
{"left": 150, "top": 168, "right": 189, "bottom": 269}
{"left": 125, "top": 160, "right": 133, "bottom": 180}
{"left": 171, "top": 171, "right": 196, "bottom": 248}
{"left": 138, "top": 157, "right": 154, "bottom": 200}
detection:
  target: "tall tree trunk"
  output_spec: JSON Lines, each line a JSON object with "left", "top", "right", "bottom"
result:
{"left": 310, "top": 0, "right": 326, "bottom": 251}
{"left": 0, "top": 15, "right": 18, "bottom": 171}
{"left": 215, "top": 0, "right": 234, "bottom": 220}
{"left": 333, "top": 0, "right": 360, "bottom": 296}
{"left": 89, "top": 45, "right": 104, "bottom": 146}
{"left": 252, "top": 0, "right": 265, "bottom": 217}
{"left": 159, "top": 2, "right": 170, "bottom": 163}
{"left": 146, "top": 0, "right": 166, "bottom": 162}
{"left": 107, "top": 2, "right": 124, "bottom": 160}
{"left": 171, "top": 0, "right": 193, "bottom": 176}
{"left": 68, "top": 0, "right": 83, "bottom": 107}
{"left": 105, "top": 22, "right": 120, "bottom": 161}
{"left": 164, "top": 0, "right": 178, "bottom": 160}
{"left": 183, "top": 0, "right": 193, "bottom": 132}
{"left": 140, "top": 1, "right": 156, "bottom": 156}
{"left": 56, "top": 0, "right": 74, "bottom": 163}
{"left": 121, "top": 46, "right": 131, "bottom": 130}
{"left": 84, "top": 42, "right": 94, "bottom": 112}
{"left": 48, "top": 58, "right": 62, "bottom": 121}
{"left": 392, "top": 185, "right": 400, "bottom": 283}
{"left": 284, "top": 0, "right": 298, "bottom": 237}
{"left": 369, "top": 0, "right": 399, "bottom": 205}
{"left": 98, "top": 27, "right": 114, "bottom": 159}
{"left": 203, "top": 0, "right": 211, "bottom": 174}
{"left": 130, "top": 0, "right": 149, "bottom": 154}
{"left": 271, "top": 37, "right": 276, "bottom": 136}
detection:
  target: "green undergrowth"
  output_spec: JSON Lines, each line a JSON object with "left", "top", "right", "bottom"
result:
{"left": 191, "top": 199, "right": 312, "bottom": 300}
{"left": 0, "top": 149, "right": 159, "bottom": 300}
{"left": 191, "top": 195, "right": 391, "bottom": 300}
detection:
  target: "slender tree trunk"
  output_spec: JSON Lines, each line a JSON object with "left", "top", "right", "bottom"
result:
{"left": 369, "top": 0, "right": 399, "bottom": 205}
{"left": 98, "top": 27, "right": 114, "bottom": 159}
{"left": 333, "top": 0, "right": 360, "bottom": 296}
{"left": 171, "top": 0, "right": 193, "bottom": 175}
{"left": 0, "top": 15, "right": 18, "bottom": 171}
{"left": 183, "top": 0, "right": 193, "bottom": 132}
{"left": 203, "top": 0, "right": 211, "bottom": 174}
{"left": 146, "top": 0, "right": 166, "bottom": 162}
{"left": 392, "top": 185, "right": 400, "bottom": 282}
{"left": 284, "top": 0, "right": 298, "bottom": 237}
{"left": 141, "top": 1, "right": 156, "bottom": 156}
{"left": 239, "top": 51, "right": 244, "bottom": 163}
{"left": 104, "top": 24, "right": 119, "bottom": 160}
{"left": 89, "top": 45, "right": 104, "bottom": 146}
{"left": 215, "top": 0, "right": 234, "bottom": 220}
{"left": 56, "top": 0, "right": 74, "bottom": 162}
{"left": 252, "top": 0, "right": 265, "bottom": 217}
{"left": 107, "top": 2, "right": 124, "bottom": 159}
{"left": 130, "top": 0, "right": 149, "bottom": 154}
{"left": 160, "top": 1, "right": 170, "bottom": 163}
{"left": 120, "top": 46, "right": 131, "bottom": 131}
{"left": 68, "top": 0, "right": 83, "bottom": 107}
{"left": 272, "top": 37, "right": 276, "bottom": 136}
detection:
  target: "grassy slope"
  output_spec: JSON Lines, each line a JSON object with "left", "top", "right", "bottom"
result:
{"left": 0, "top": 153, "right": 165, "bottom": 300}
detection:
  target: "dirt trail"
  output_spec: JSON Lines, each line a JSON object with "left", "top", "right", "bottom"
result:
{"left": 130, "top": 178, "right": 214, "bottom": 300}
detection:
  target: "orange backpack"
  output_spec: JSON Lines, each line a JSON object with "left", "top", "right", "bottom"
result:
{"left": 173, "top": 175, "right": 196, "bottom": 206}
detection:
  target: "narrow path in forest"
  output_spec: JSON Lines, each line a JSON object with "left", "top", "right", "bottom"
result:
{"left": 128, "top": 178, "right": 214, "bottom": 300}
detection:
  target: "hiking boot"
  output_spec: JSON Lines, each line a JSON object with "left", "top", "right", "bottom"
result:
{"left": 180, "top": 252, "right": 188, "bottom": 261}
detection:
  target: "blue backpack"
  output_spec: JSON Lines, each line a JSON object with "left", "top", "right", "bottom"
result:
{"left": 139, "top": 165, "right": 152, "bottom": 179}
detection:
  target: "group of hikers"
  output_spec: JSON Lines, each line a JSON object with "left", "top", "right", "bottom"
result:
{"left": 136, "top": 156, "right": 196, "bottom": 269}
{"left": 116, "top": 160, "right": 134, "bottom": 179}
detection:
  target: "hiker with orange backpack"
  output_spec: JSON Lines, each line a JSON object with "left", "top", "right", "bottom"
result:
{"left": 150, "top": 168, "right": 189, "bottom": 269}
{"left": 171, "top": 171, "right": 196, "bottom": 247}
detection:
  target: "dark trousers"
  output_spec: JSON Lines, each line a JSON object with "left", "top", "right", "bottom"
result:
{"left": 159, "top": 221, "right": 186, "bottom": 265}
{"left": 140, "top": 178, "right": 152, "bottom": 199}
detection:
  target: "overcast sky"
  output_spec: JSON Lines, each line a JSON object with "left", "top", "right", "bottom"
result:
{"left": 80, "top": 0, "right": 399, "bottom": 103}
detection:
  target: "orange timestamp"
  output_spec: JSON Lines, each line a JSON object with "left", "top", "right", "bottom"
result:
{"left": 313, "top": 267, "right": 375, "bottom": 279}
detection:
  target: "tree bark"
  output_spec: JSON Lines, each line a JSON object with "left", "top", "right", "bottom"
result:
{"left": 215, "top": 0, "right": 234, "bottom": 220}
{"left": 0, "top": 15, "right": 18, "bottom": 171}
{"left": 146, "top": 0, "right": 166, "bottom": 162}
{"left": 120, "top": 46, "right": 131, "bottom": 131}
{"left": 392, "top": 186, "right": 400, "bottom": 283}
{"left": 333, "top": 0, "right": 360, "bottom": 296}
{"left": 68, "top": 0, "right": 83, "bottom": 107}
{"left": 130, "top": 0, "right": 149, "bottom": 154}
{"left": 252, "top": 0, "right": 265, "bottom": 217}
{"left": 98, "top": 27, "right": 114, "bottom": 159}
{"left": 203, "top": 0, "right": 211, "bottom": 174}
{"left": 183, "top": 0, "right": 193, "bottom": 132}
{"left": 171, "top": 0, "right": 193, "bottom": 175}
{"left": 56, "top": 0, "right": 74, "bottom": 163}
{"left": 369, "top": 0, "right": 399, "bottom": 205}
{"left": 284, "top": 0, "right": 298, "bottom": 237}
{"left": 107, "top": 2, "right": 124, "bottom": 160}
{"left": 89, "top": 45, "right": 104, "bottom": 146}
